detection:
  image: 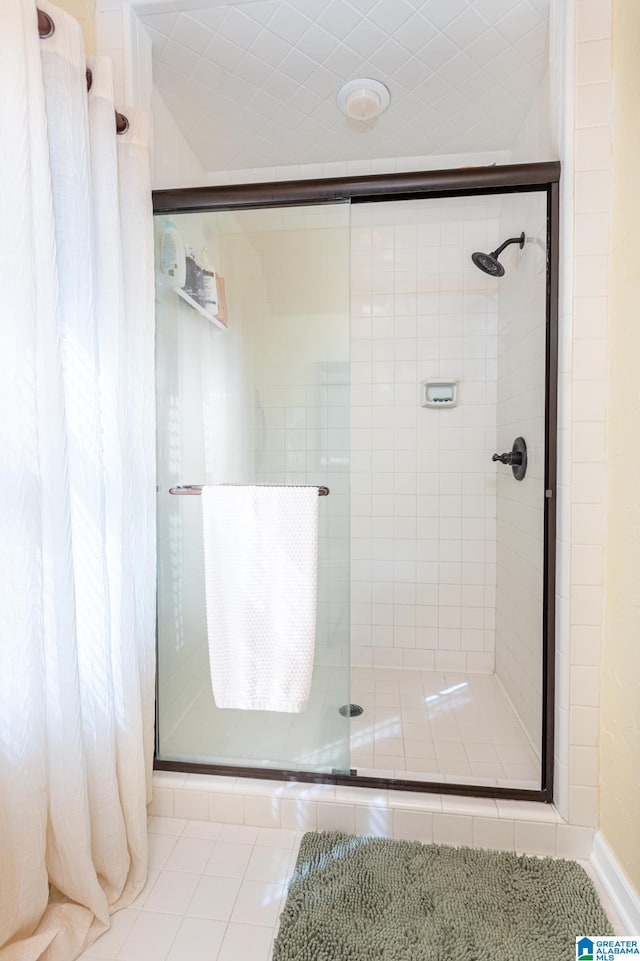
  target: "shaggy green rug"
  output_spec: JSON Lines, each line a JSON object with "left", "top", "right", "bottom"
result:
{"left": 272, "top": 831, "right": 613, "bottom": 960}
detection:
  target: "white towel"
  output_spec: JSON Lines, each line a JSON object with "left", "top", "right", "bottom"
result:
{"left": 201, "top": 485, "right": 319, "bottom": 712}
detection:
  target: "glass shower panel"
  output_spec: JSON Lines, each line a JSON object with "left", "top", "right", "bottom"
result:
{"left": 348, "top": 191, "right": 548, "bottom": 790}
{"left": 155, "top": 202, "right": 351, "bottom": 774}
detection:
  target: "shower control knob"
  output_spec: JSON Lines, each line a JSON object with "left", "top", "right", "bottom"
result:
{"left": 492, "top": 451, "right": 521, "bottom": 466}
{"left": 491, "top": 437, "right": 528, "bottom": 481}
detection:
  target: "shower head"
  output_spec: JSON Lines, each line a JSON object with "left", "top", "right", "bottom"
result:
{"left": 471, "top": 231, "right": 525, "bottom": 276}
{"left": 472, "top": 250, "right": 506, "bottom": 276}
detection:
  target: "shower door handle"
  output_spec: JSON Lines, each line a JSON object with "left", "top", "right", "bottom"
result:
{"left": 492, "top": 436, "right": 527, "bottom": 481}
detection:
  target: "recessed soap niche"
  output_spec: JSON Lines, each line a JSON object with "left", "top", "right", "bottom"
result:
{"left": 420, "top": 379, "right": 459, "bottom": 409}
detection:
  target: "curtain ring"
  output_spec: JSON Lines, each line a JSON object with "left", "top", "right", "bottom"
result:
{"left": 115, "top": 112, "right": 129, "bottom": 136}
{"left": 37, "top": 9, "right": 55, "bottom": 39}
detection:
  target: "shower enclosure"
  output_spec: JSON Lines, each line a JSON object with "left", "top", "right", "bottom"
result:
{"left": 153, "top": 162, "right": 559, "bottom": 801}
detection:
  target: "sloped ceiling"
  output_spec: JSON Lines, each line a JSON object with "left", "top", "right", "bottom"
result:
{"left": 136, "top": 0, "right": 550, "bottom": 172}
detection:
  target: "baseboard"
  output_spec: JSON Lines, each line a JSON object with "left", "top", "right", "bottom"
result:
{"left": 591, "top": 831, "right": 640, "bottom": 933}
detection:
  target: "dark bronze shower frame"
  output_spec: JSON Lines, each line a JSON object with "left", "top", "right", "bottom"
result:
{"left": 153, "top": 161, "right": 560, "bottom": 804}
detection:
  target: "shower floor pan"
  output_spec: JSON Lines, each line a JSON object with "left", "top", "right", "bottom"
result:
{"left": 349, "top": 667, "right": 539, "bottom": 791}
{"left": 159, "top": 667, "right": 539, "bottom": 792}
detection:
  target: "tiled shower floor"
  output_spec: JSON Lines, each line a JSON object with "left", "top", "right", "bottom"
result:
{"left": 160, "top": 666, "right": 539, "bottom": 791}
{"left": 350, "top": 667, "right": 540, "bottom": 790}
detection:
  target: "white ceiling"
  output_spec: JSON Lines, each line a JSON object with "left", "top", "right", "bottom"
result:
{"left": 136, "top": 0, "right": 550, "bottom": 173}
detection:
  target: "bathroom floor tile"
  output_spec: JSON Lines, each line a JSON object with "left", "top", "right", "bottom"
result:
{"left": 80, "top": 825, "right": 303, "bottom": 961}
{"left": 217, "top": 923, "right": 274, "bottom": 961}
{"left": 203, "top": 840, "right": 254, "bottom": 878}
{"left": 143, "top": 870, "right": 200, "bottom": 915}
{"left": 116, "top": 910, "right": 181, "bottom": 961}
{"left": 148, "top": 833, "right": 179, "bottom": 871}
{"left": 82, "top": 820, "right": 624, "bottom": 961}
{"left": 245, "top": 846, "right": 293, "bottom": 884}
{"left": 182, "top": 820, "right": 224, "bottom": 840}
{"left": 218, "top": 824, "right": 261, "bottom": 844}
{"left": 129, "top": 870, "right": 159, "bottom": 910}
{"left": 231, "top": 880, "right": 286, "bottom": 927}
{"left": 163, "top": 837, "right": 217, "bottom": 874}
{"left": 186, "top": 874, "right": 242, "bottom": 921}
{"left": 256, "top": 828, "right": 301, "bottom": 849}
{"left": 165, "top": 918, "right": 227, "bottom": 961}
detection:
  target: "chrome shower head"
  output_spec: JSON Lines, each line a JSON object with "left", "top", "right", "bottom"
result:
{"left": 471, "top": 231, "right": 525, "bottom": 276}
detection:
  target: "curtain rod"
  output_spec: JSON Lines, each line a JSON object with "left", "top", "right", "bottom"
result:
{"left": 37, "top": 8, "right": 129, "bottom": 135}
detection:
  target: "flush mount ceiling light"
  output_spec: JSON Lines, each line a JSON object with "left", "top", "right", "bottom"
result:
{"left": 336, "top": 78, "right": 390, "bottom": 122}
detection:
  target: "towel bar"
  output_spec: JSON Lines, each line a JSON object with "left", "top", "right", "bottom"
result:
{"left": 169, "top": 484, "right": 330, "bottom": 496}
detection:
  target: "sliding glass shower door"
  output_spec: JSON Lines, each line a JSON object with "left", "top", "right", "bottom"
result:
{"left": 154, "top": 202, "right": 351, "bottom": 774}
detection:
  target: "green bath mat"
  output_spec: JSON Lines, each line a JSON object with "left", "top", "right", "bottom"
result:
{"left": 273, "top": 831, "right": 613, "bottom": 960}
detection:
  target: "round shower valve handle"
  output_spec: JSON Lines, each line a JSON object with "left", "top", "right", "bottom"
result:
{"left": 492, "top": 451, "right": 521, "bottom": 465}
{"left": 492, "top": 436, "right": 528, "bottom": 481}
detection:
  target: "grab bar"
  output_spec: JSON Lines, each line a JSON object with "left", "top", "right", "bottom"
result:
{"left": 169, "top": 484, "right": 330, "bottom": 496}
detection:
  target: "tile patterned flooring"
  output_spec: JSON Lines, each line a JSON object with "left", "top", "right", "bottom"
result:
{"left": 350, "top": 667, "right": 540, "bottom": 789}
{"left": 79, "top": 818, "right": 302, "bottom": 961}
{"left": 78, "top": 818, "right": 622, "bottom": 961}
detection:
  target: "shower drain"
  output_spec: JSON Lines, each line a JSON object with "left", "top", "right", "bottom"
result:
{"left": 339, "top": 703, "right": 363, "bottom": 717}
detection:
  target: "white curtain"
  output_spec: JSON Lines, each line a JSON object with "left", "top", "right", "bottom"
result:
{"left": 0, "top": 2, "right": 155, "bottom": 959}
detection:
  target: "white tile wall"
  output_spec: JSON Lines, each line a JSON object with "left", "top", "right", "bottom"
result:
{"left": 147, "top": 771, "right": 576, "bottom": 860}
{"left": 212, "top": 206, "right": 351, "bottom": 672}
{"left": 565, "top": 0, "right": 611, "bottom": 830}
{"left": 494, "top": 191, "right": 547, "bottom": 750}
{"left": 550, "top": 0, "right": 577, "bottom": 823}
{"left": 550, "top": 0, "right": 612, "bottom": 827}
{"left": 349, "top": 197, "right": 501, "bottom": 672}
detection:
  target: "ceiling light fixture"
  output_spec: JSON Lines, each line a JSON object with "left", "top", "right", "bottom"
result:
{"left": 336, "top": 78, "right": 390, "bottom": 122}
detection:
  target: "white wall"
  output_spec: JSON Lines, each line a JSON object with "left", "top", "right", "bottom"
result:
{"left": 349, "top": 198, "right": 501, "bottom": 674}
{"left": 600, "top": 0, "right": 640, "bottom": 895}
{"left": 510, "top": 67, "right": 552, "bottom": 163}
{"left": 96, "top": 0, "right": 151, "bottom": 111}
{"left": 95, "top": 0, "right": 205, "bottom": 188}
{"left": 152, "top": 89, "right": 206, "bottom": 189}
